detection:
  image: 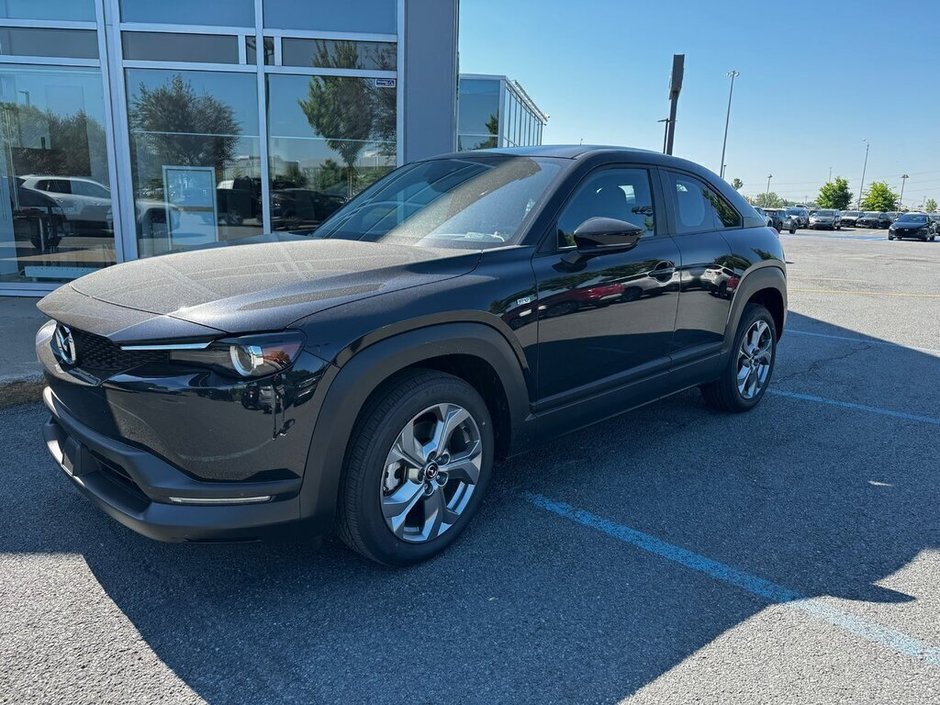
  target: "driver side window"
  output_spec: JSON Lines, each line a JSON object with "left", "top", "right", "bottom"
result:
{"left": 557, "top": 168, "right": 657, "bottom": 248}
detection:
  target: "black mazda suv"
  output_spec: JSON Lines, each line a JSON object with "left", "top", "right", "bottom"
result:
{"left": 36, "top": 146, "right": 787, "bottom": 565}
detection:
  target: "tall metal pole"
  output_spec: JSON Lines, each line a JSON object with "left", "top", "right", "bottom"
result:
{"left": 766, "top": 174, "right": 773, "bottom": 194}
{"left": 719, "top": 70, "right": 739, "bottom": 180}
{"left": 665, "top": 54, "right": 684, "bottom": 155}
{"left": 899, "top": 174, "right": 909, "bottom": 211}
{"left": 857, "top": 140, "right": 869, "bottom": 209}
{"left": 828, "top": 166, "right": 832, "bottom": 182}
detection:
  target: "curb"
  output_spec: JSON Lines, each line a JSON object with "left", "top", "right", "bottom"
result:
{"left": 0, "top": 374, "right": 44, "bottom": 409}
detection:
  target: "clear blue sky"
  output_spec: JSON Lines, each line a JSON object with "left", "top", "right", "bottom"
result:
{"left": 459, "top": 0, "right": 940, "bottom": 206}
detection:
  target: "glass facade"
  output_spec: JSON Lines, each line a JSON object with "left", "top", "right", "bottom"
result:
{"left": 0, "top": 0, "right": 402, "bottom": 293}
{"left": 457, "top": 76, "right": 547, "bottom": 153}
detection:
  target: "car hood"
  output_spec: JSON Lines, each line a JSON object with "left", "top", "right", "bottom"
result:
{"left": 39, "top": 239, "right": 481, "bottom": 340}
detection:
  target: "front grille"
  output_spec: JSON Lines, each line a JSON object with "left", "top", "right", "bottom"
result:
{"left": 70, "top": 328, "right": 168, "bottom": 373}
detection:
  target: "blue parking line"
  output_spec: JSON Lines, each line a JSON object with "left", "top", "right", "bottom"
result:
{"left": 786, "top": 329, "right": 940, "bottom": 356}
{"left": 768, "top": 390, "right": 940, "bottom": 427}
{"left": 526, "top": 492, "right": 940, "bottom": 667}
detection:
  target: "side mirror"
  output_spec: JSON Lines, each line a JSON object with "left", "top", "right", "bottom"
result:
{"left": 572, "top": 217, "right": 644, "bottom": 252}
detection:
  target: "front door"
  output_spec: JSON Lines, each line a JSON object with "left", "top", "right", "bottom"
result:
{"left": 532, "top": 166, "right": 680, "bottom": 403}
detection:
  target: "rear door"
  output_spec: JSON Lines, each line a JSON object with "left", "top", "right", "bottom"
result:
{"left": 660, "top": 169, "right": 741, "bottom": 363}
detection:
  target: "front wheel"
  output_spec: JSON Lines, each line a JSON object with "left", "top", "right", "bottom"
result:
{"left": 700, "top": 304, "right": 777, "bottom": 413}
{"left": 337, "top": 369, "right": 494, "bottom": 566}
{"left": 789, "top": 226, "right": 796, "bottom": 234}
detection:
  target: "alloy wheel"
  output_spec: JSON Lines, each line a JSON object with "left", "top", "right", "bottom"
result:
{"left": 736, "top": 320, "right": 773, "bottom": 400}
{"left": 380, "top": 403, "right": 483, "bottom": 543}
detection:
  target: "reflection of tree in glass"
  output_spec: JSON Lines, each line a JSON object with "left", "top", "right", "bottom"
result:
{"left": 0, "top": 102, "right": 107, "bottom": 179}
{"left": 481, "top": 114, "right": 499, "bottom": 149}
{"left": 300, "top": 41, "right": 399, "bottom": 197}
{"left": 129, "top": 75, "right": 240, "bottom": 174}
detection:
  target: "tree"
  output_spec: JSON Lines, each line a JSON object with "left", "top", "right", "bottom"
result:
{"left": 751, "top": 192, "right": 785, "bottom": 208}
{"left": 860, "top": 181, "right": 899, "bottom": 212}
{"left": 925, "top": 198, "right": 937, "bottom": 213}
{"left": 817, "top": 177, "right": 853, "bottom": 210}
{"left": 300, "top": 41, "right": 380, "bottom": 197}
{"left": 129, "top": 74, "right": 240, "bottom": 173}
{"left": 731, "top": 178, "right": 744, "bottom": 190}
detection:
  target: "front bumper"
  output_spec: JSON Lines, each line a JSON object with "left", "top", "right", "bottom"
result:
{"left": 43, "top": 386, "right": 303, "bottom": 542}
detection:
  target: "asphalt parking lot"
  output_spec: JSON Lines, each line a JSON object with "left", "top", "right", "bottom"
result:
{"left": 2, "top": 226, "right": 938, "bottom": 704}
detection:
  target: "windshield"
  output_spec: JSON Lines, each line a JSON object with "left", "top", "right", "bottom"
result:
{"left": 815, "top": 210, "right": 836, "bottom": 216}
{"left": 863, "top": 212, "right": 882, "bottom": 217}
{"left": 785, "top": 208, "right": 800, "bottom": 215}
{"left": 313, "top": 156, "right": 563, "bottom": 249}
{"left": 843, "top": 211, "right": 860, "bottom": 216}
{"left": 896, "top": 213, "right": 927, "bottom": 223}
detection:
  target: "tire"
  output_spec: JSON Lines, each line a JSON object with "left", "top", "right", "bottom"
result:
{"left": 888, "top": 234, "right": 894, "bottom": 240}
{"left": 700, "top": 303, "right": 777, "bottom": 413}
{"left": 337, "top": 369, "right": 494, "bottom": 566}
{"left": 789, "top": 226, "right": 796, "bottom": 234}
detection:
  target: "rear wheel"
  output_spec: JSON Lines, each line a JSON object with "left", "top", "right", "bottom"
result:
{"left": 337, "top": 369, "right": 494, "bottom": 566}
{"left": 701, "top": 303, "right": 777, "bottom": 413}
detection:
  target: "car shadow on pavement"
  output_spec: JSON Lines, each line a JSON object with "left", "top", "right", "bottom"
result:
{"left": 2, "top": 312, "right": 939, "bottom": 704}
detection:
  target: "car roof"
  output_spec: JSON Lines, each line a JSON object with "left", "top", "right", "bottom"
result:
{"left": 428, "top": 144, "right": 713, "bottom": 170}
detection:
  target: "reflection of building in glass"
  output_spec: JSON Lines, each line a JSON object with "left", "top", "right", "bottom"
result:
{"left": 0, "top": 0, "right": 459, "bottom": 295}
{"left": 457, "top": 75, "right": 548, "bottom": 152}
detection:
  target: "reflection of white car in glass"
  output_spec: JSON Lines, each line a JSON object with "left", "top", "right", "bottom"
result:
{"left": 19, "top": 175, "right": 112, "bottom": 236}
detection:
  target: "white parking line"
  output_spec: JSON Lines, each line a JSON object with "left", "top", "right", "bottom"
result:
{"left": 526, "top": 493, "right": 940, "bottom": 668}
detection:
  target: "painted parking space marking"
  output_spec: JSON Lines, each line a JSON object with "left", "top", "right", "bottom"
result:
{"left": 526, "top": 493, "right": 940, "bottom": 668}
{"left": 786, "top": 329, "right": 940, "bottom": 356}
{"left": 768, "top": 390, "right": 940, "bottom": 427}
{"left": 790, "top": 288, "right": 940, "bottom": 299}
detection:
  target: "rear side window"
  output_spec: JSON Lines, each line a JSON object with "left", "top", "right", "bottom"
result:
{"left": 666, "top": 171, "right": 741, "bottom": 233}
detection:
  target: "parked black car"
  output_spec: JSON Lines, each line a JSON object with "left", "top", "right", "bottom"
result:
{"left": 857, "top": 211, "right": 890, "bottom": 228}
{"left": 36, "top": 146, "right": 787, "bottom": 565}
{"left": 840, "top": 210, "right": 861, "bottom": 227}
{"left": 888, "top": 212, "right": 937, "bottom": 241}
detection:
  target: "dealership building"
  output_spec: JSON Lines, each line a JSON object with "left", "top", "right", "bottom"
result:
{"left": 457, "top": 74, "right": 548, "bottom": 152}
{"left": 0, "top": 0, "right": 460, "bottom": 296}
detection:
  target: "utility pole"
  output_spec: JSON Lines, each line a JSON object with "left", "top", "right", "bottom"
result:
{"left": 857, "top": 139, "right": 869, "bottom": 209}
{"left": 719, "top": 70, "right": 739, "bottom": 180}
{"left": 899, "top": 174, "right": 909, "bottom": 211}
{"left": 664, "top": 54, "right": 684, "bottom": 155}
{"left": 828, "top": 166, "right": 832, "bottom": 182}
{"left": 766, "top": 174, "right": 773, "bottom": 194}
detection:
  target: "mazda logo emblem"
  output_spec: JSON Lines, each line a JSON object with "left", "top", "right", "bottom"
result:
{"left": 53, "top": 324, "right": 77, "bottom": 366}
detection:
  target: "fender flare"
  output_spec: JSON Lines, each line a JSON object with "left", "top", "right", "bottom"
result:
{"left": 723, "top": 264, "right": 788, "bottom": 353}
{"left": 297, "top": 322, "right": 532, "bottom": 532}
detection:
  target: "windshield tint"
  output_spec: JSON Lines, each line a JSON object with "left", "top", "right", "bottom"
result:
{"left": 897, "top": 214, "right": 927, "bottom": 223}
{"left": 816, "top": 210, "right": 836, "bottom": 216}
{"left": 313, "top": 156, "right": 563, "bottom": 248}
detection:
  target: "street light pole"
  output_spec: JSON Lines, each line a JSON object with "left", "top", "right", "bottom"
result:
{"left": 766, "top": 174, "right": 773, "bottom": 194}
{"left": 718, "top": 70, "right": 739, "bottom": 180}
{"left": 857, "top": 140, "right": 869, "bottom": 209}
{"left": 899, "top": 174, "right": 909, "bottom": 211}
{"left": 828, "top": 166, "right": 832, "bottom": 182}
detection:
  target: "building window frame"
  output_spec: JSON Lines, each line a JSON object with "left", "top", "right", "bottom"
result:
{"left": 0, "top": 0, "right": 405, "bottom": 294}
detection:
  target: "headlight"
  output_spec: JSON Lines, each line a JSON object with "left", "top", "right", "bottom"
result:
{"left": 167, "top": 331, "right": 305, "bottom": 378}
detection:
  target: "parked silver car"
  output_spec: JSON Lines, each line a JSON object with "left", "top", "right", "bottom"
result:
{"left": 809, "top": 209, "right": 841, "bottom": 230}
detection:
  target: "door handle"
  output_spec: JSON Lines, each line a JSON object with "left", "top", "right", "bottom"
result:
{"left": 651, "top": 261, "right": 676, "bottom": 278}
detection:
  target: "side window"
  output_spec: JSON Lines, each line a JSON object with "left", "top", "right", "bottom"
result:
{"left": 666, "top": 172, "right": 741, "bottom": 233}
{"left": 556, "top": 168, "right": 656, "bottom": 248}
